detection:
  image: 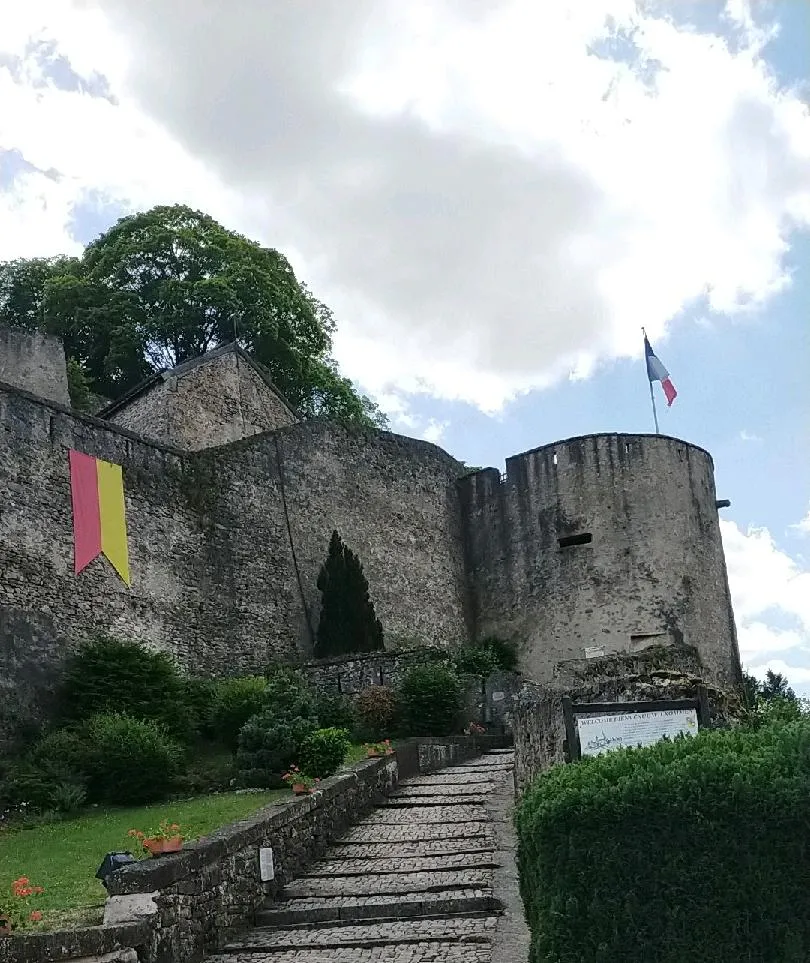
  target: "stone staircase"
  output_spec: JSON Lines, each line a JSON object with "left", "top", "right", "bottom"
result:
{"left": 214, "top": 749, "right": 516, "bottom": 962}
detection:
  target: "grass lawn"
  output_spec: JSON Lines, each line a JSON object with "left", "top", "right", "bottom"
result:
{"left": 0, "top": 791, "right": 284, "bottom": 930}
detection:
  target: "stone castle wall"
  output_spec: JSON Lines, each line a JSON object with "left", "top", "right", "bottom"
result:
{"left": 0, "top": 384, "right": 469, "bottom": 735}
{"left": 0, "top": 327, "right": 70, "bottom": 406}
{"left": 105, "top": 348, "right": 297, "bottom": 451}
{"left": 458, "top": 433, "right": 742, "bottom": 689}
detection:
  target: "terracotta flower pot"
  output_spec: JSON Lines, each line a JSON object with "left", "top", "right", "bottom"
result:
{"left": 292, "top": 783, "right": 311, "bottom": 795}
{"left": 144, "top": 836, "right": 183, "bottom": 857}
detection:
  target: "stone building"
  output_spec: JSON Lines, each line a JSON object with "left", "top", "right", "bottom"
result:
{"left": 0, "top": 326, "right": 743, "bottom": 735}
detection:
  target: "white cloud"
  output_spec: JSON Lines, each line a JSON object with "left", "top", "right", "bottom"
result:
{"left": 0, "top": 0, "right": 808, "bottom": 411}
{"left": 739, "top": 429, "right": 762, "bottom": 442}
{"left": 721, "top": 518, "right": 810, "bottom": 690}
{"left": 420, "top": 419, "right": 450, "bottom": 445}
{"left": 791, "top": 506, "right": 810, "bottom": 536}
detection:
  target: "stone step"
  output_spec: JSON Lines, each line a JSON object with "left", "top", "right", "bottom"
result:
{"left": 303, "top": 852, "right": 499, "bottom": 877}
{"left": 284, "top": 868, "right": 492, "bottom": 899}
{"left": 357, "top": 805, "right": 488, "bottom": 824}
{"left": 257, "top": 889, "right": 501, "bottom": 926}
{"left": 388, "top": 784, "right": 493, "bottom": 797}
{"left": 330, "top": 838, "right": 495, "bottom": 859}
{"left": 381, "top": 795, "right": 488, "bottom": 807}
{"left": 404, "top": 773, "right": 500, "bottom": 786}
{"left": 216, "top": 942, "right": 493, "bottom": 962}
{"left": 222, "top": 915, "right": 499, "bottom": 952}
{"left": 339, "top": 822, "right": 494, "bottom": 844}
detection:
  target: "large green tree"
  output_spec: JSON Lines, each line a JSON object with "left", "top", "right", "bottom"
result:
{"left": 314, "top": 530, "right": 384, "bottom": 659}
{"left": 0, "top": 205, "right": 386, "bottom": 427}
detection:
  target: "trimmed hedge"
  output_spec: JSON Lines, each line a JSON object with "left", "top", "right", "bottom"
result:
{"left": 515, "top": 721, "right": 810, "bottom": 963}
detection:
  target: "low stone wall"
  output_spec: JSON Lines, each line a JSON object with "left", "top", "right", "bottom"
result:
{"left": 304, "top": 652, "right": 522, "bottom": 733}
{"left": 0, "top": 738, "right": 491, "bottom": 963}
{"left": 303, "top": 649, "right": 440, "bottom": 694}
{"left": 0, "top": 922, "right": 149, "bottom": 963}
{"left": 512, "top": 669, "right": 742, "bottom": 794}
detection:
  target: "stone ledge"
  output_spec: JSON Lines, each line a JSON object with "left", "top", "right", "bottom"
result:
{"left": 0, "top": 922, "right": 151, "bottom": 963}
{"left": 106, "top": 757, "right": 393, "bottom": 897}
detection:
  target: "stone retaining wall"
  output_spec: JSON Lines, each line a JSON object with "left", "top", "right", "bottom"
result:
{"left": 512, "top": 668, "right": 742, "bottom": 794}
{"left": 0, "top": 738, "right": 495, "bottom": 963}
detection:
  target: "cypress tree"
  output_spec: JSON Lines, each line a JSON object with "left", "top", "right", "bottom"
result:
{"left": 314, "top": 530, "right": 384, "bottom": 658}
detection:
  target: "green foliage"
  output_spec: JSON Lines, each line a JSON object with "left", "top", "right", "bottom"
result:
{"left": 80, "top": 714, "right": 183, "bottom": 806}
{"left": 235, "top": 712, "right": 318, "bottom": 788}
{"left": 314, "top": 530, "right": 384, "bottom": 658}
{"left": 182, "top": 676, "right": 218, "bottom": 739}
{"left": 262, "top": 665, "right": 318, "bottom": 721}
{"left": 483, "top": 636, "right": 519, "bottom": 672}
{"left": 516, "top": 721, "right": 810, "bottom": 963}
{"left": 353, "top": 685, "right": 399, "bottom": 741}
{"left": 314, "top": 692, "right": 356, "bottom": 732}
{"left": 211, "top": 676, "right": 268, "bottom": 750}
{"left": 398, "top": 665, "right": 462, "bottom": 737}
{"left": 299, "top": 727, "right": 351, "bottom": 778}
{"left": 0, "top": 206, "right": 387, "bottom": 428}
{"left": 1, "top": 729, "right": 92, "bottom": 813}
{"left": 175, "top": 749, "right": 236, "bottom": 796}
{"left": 59, "top": 636, "right": 194, "bottom": 740}
{"left": 453, "top": 637, "right": 519, "bottom": 676}
{"left": 742, "top": 669, "right": 807, "bottom": 726}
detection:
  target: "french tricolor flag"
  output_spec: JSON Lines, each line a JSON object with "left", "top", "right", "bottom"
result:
{"left": 644, "top": 335, "right": 677, "bottom": 406}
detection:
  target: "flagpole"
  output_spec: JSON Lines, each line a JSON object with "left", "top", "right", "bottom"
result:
{"left": 641, "top": 327, "right": 660, "bottom": 435}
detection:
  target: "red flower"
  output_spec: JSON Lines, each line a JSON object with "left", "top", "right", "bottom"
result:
{"left": 29, "top": 911, "right": 42, "bottom": 922}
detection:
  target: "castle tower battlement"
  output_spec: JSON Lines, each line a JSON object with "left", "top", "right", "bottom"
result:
{"left": 459, "top": 433, "right": 741, "bottom": 688}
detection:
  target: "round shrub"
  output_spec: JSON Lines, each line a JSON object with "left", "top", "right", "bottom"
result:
{"left": 212, "top": 676, "right": 268, "bottom": 749}
{"left": 1, "top": 727, "right": 93, "bottom": 812}
{"left": 262, "top": 666, "right": 318, "bottom": 721}
{"left": 299, "top": 727, "right": 350, "bottom": 778}
{"left": 81, "top": 714, "right": 183, "bottom": 805}
{"left": 314, "top": 693, "right": 356, "bottom": 732}
{"left": 236, "top": 711, "right": 318, "bottom": 788}
{"left": 353, "top": 685, "right": 399, "bottom": 741}
{"left": 398, "top": 664, "right": 463, "bottom": 736}
{"left": 59, "top": 636, "right": 194, "bottom": 740}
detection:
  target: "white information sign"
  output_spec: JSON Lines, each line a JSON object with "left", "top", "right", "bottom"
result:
{"left": 576, "top": 707, "right": 698, "bottom": 757}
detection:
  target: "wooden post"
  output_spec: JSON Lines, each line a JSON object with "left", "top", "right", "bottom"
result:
{"left": 562, "top": 697, "right": 579, "bottom": 763}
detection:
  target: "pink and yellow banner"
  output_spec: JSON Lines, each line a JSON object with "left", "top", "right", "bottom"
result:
{"left": 68, "top": 450, "right": 131, "bottom": 586}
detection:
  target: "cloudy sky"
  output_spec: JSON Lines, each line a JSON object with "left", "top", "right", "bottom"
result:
{"left": 2, "top": 1, "right": 808, "bottom": 692}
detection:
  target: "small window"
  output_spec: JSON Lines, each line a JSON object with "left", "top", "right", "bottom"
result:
{"left": 552, "top": 452, "right": 558, "bottom": 466}
{"left": 558, "top": 533, "right": 593, "bottom": 548}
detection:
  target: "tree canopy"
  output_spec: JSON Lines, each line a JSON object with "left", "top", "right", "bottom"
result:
{"left": 0, "top": 205, "right": 386, "bottom": 427}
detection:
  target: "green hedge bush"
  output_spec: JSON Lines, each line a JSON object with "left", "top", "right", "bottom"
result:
{"left": 236, "top": 711, "right": 318, "bottom": 788}
{"left": 59, "top": 637, "right": 195, "bottom": 740}
{"left": 299, "top": 727, "right": 350, "bottom": 778}
{"left": 314, "top": 692, "right": 356, "bottom": 732}
{"left": 212, "top": 675, "right": 268, "bottom": 749}
{"left": 398, "top": 665, "right": 462, "bottom": 736}
{"left": 82, "top": 714, "right": 184, "bottom": 806}
{"left": 353, "top": 685, "right": 399, "bottom": 740}
{"left": 516, "top": 721, "right": 810, "bottom": 963}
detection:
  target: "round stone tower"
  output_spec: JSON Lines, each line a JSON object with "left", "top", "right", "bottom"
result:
{"left": 458, "top": 433, "right": 742, "bottom": 689}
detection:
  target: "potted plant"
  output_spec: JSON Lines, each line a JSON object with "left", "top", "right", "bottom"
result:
{"left": 282, "top": 766, "right": 320, "bottom": 795}
{"left": 463, "top": 722, "right": 486, "bottom": 736}
{"left": 364, "top": 739, "right": 394, "bottom": 757}
{"left": 128, "top": 820, "right": 186, "bottom": 857}
{"left": 1, "top": 877, "right": 45, "bottom": 933}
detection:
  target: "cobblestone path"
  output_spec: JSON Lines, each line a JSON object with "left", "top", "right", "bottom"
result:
{"left": 214, "top": 748, "right": 528, "bottom": 962}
